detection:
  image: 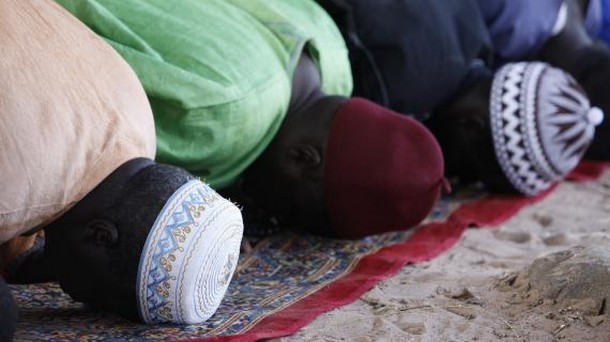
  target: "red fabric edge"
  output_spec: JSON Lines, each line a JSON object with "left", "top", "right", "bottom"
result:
{"left": 450, "top": 159, "right": 610, "bottom": 228}
{"left": 448, "top": 186, "right": 555, "bottom": 228}
{"left": 177, "top": 160, "right": 610, "bottom": 342}
{"left": 568, "top": 160, "right": 610, "bottom": 181}
{"left": 178, "top": 221, "right": 467, "bottom": 342}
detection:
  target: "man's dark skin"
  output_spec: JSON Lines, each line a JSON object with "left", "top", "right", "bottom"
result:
{"left": 44, "top": 158, "right": 155, "bottom": 318}
{"left": 234, "top": 52, "right": 349, "bottom": 236}
{"left": 7, "top": 158, "right": 161, "bottom": 319}
{"left": 426, "top": 74, "right": 518, "bottom": 193}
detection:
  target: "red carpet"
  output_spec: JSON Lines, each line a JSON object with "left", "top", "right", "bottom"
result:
{"left": 185, "top": 161, "right": 610, "bottom": 341}
{"left": 11, "top": 161, "right": 610, "bottom": 342}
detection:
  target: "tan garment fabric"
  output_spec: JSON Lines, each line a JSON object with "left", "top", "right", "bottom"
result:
{"left": 0, "top": 0, "right": 155, "bottom": 243}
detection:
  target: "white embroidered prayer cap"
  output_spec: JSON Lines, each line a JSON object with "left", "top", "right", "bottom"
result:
{"left": 490, "top": 62, "right": 603, "bottom": 196}
{"left": 136, "top": 179, "right": 243, "bottom": 324}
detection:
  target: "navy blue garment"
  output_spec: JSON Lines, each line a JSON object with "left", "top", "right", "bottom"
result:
{"left": 477, "top": 0, "right": 602, "bottom": 64}
{"left": 316, "top": 0, "right": 493, "bottom": 120}
{"left": 597, "top": 0, "right": 610, "bottom": 44}
{"left": 476, "top": 0, "right": 564, "bottom": 64}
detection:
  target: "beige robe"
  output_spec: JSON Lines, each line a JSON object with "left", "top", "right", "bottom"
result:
{"left": 0, "top": 0, "right": 155, "bottom": 253}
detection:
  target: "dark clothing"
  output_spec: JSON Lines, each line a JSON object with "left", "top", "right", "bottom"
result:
{"left": 317, "top": 0, "right": 610, "bottom": 162}
{"left": 0, "top": 276, "right": 16, "bottom": 342}
{"left": 316, "top": 0, "right": 493, "bottom": 120}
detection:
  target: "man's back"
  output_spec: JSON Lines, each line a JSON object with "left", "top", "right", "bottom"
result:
{"left": 0, "top": 0, "right": 155, "bottom": 243}
{"left": 316, "top": 0, "right": 493, "bottom": 118}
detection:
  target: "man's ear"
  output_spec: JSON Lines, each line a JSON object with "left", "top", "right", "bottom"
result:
{"left": 84, "top": 219, "right": 118, "bottom": 247}
{"left": 288, "top": 145, "right": 322, "bottom": 170}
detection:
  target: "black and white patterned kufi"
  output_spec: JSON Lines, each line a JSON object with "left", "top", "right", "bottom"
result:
{"left": 490, "top": 62, "right": 604, "bottom": 195}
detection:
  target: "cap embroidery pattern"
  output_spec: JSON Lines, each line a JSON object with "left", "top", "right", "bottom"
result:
{"left": 137, "top": 179, "right": 243, "bottom": 324}
{"left": 490, "top": 62, "right": 603, "bottom": 195}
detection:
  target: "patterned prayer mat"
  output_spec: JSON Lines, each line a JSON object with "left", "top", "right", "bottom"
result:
{"left": 10, "top": 161, "right": 610, "bottom": 342}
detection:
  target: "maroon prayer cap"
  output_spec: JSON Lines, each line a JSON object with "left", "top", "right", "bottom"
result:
{"left": 324, "top": 98, "right": 446, "bottom": 239}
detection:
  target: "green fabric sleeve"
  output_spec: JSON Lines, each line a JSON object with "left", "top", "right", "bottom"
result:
{"left": 57, "top": 0, "right": 352, "bottom": 188}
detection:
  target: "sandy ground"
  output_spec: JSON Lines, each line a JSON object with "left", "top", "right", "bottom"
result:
{"left": 274, "top": 170, "right": 610, "bottom": 342}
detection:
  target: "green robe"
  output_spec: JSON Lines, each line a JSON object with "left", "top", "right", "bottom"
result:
{"left": 57, "top": 0, "right": 353, "bottom": 188}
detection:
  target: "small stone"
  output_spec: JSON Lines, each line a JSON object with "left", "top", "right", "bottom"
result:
{"left": 397, "top": 321, "right": 426, "bottom": 335}
{"left": 533, "top": 214, "right": 553, "bottom": 227}
{"left": 448, "top": 288, "right": 476, "bottom": 301}
{"left": 444, "top": 305, "right": 477, "bottom": 320}
{"left": 493, "top": 231, "right": 531, "bottom": 243}
{"left": 585, "top": 315, "right": 605, "bottom": 327}
{"left": 542, "top": 234, "right": 568, "bottom": 246}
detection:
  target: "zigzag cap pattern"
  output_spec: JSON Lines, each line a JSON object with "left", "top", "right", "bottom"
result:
{"left": 490, "top": 62, "right": 603, "bottom": 195}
